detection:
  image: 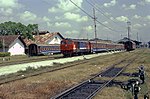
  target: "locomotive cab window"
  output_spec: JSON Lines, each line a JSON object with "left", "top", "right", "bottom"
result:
{"left": 61, "top": 41, "right": 66, "bottom": 44}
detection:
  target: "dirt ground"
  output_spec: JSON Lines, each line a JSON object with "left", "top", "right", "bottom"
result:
{"left": 0, "top": 49, "right": 149, "bottom": 99}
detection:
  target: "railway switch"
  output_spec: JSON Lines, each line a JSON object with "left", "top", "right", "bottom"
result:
{"left": 131, "top": 81, "right": 141, "bottom": 99}
{"left": 138, "top": 65, "right": 145, "bottom": 84}
{"left": 138, "top": 65, "right": 144, "bottom": 74}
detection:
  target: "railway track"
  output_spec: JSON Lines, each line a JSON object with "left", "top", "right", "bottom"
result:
{"left": 52, "top": 53, "right": 139, "bottom": 99}
{"left": 0, "top": 52, "right": 125, "bottom": 85}
{"left": 0, "top": 59, "right": 89, "bottom": 85}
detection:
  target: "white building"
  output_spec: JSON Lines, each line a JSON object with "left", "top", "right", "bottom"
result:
{"left": 24, "top": 31, "right": 64, "bottom": 45}
{"left": 0, "top": 35, "right": 26, "bottom": 55}
{"left": 23, "top": 31, "right": 64, "bottom": 55}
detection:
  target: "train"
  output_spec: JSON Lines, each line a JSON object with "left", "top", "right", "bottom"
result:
{"left": 60, "top": 38, "right": 126, "bottom": 57}
{"left": 27, "top": 38, "right": 136, "bottom": 56}
{"left": 124, "top": 40, "right": 136, "bottom": 51}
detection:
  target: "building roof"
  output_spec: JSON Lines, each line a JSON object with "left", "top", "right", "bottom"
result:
{"left": 117, "top": 37, "right": 131, "bottom": 43}
{"left": 23, "top": 32, "right": 64, "bottom": 46}
{"left": 118, "top": 37, "right": 142, "bottom": 45}
{"left": 0, "top": 35, "right": 24, "bottom": 48}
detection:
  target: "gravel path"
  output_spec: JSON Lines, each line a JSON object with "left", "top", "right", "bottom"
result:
{"left": 0, "top": 51, "right": 121, "bottom": 76}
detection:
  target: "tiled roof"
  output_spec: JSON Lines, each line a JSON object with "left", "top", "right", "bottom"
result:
{"left": 23, "top": 32, "right": 64, "bottom": 46}
{"left": 0, "top": 35, "right": 19, "bottom": 48}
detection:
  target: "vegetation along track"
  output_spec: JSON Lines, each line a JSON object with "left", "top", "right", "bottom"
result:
{"left": 0, "top": 52, "right": 122, "bottom": 85}
{"left": 0, "top": 54, "right": 63, "bottom": 67}
{"left": 52, "top": 51, "right": 142, "bottom": 99}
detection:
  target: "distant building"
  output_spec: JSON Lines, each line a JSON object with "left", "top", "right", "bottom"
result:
{"left": 118, "top": 37, "right": 142, "bottom": 48}
{"left": 0, "top": 35, "right": 26, "bottom": 55}
{"left": 148, "top": 41, "right": 150, "bottom": 48}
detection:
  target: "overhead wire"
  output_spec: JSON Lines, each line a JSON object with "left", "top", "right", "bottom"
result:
{"left": 85, "top": 0, "right": 126, "bottom": 31}
{"left": 70, "top": 0, "right": 124, "bottom": 33}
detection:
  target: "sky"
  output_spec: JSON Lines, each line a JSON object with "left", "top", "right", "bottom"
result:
{"left": 0, "top": 0, "right": 150, "bottom": 42}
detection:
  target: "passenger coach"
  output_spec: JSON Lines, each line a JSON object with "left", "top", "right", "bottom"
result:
{"left": 28, "top": 44, "right": 60, "bottom": 56}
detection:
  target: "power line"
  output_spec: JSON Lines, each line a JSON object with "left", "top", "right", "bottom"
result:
{"left": 70, "top": 0, "right": 123, "bottom": 33}
{"left": 85, "top": 0, "right": 126, "bottom": 31}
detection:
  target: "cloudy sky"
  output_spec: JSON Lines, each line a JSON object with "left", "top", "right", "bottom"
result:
{"left": 0, "top": 0, "right": 150, "bottom": 42}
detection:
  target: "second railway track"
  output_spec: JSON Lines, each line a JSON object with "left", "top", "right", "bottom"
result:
{"left": 52, "top": 52, "right": 141, "bottom": 99}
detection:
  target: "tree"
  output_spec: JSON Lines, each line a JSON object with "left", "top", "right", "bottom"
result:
{"left": 0, "top": 21, "right": 39, "bottom": 40}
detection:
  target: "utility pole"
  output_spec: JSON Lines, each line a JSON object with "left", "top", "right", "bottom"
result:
{"left": 127, "top": 21, "right": 131, "bottom": 40}
{"left": 137, "top": 32, "right": 139, "bottom": 41}
{"left": 93, "top": 8, "right": 97, "bottom": 40}
{"left": 93, "top": 8, "right": 97, "bottom": 52}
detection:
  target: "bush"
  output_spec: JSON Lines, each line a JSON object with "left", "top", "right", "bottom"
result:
{"left": 0, "top": 52, "right": 10, "bottom": 57}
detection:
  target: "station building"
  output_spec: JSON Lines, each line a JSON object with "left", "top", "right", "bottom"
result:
{"left": 0, "top": 31, "right": 64, "bottom": 56}
{"left": 0, "top": 35, "right": 26, "bottom": 55}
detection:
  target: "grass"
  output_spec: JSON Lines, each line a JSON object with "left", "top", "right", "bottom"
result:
{"left": 0, "top": 49, "right": 149, "bottom": 99}
{"left": 94, "top": 49, "right": 150, "bottom": 99}
{"left": 0, "top": 54, "right": 62, "bottom": 65}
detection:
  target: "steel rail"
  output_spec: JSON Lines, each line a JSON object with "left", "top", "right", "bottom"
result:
{"left": 52, "top": 54, "right": 139, "bottom": 99}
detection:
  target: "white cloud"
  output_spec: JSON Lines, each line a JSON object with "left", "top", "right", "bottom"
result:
{"left": 103, "top": 0, "right": 117, "bottom": 8}
{"left": 0, "top": 0, "right": 19, "bottom": 8}
{"left": 122, "top": 4, "right": 126, "bottom": 8}
{"left": 133, "top": 23, "right": 142, "bottom": 28}
{"left": 55, "top": 22, "right": 71, "bottom": 28}
{"left": 48, "top": 0, "right": 83, "bottom": 13}
{"left": 55, "top": 16, "right": 61, "bottom": 20}
{"left": 146, "top": 15, "right": 150, "bottom": 20}
{"left": 129, "top": 4, "right": 136, "bottom": 9}
{"left": 64, "top": 12, "right": 88, "bottom": 22}
{"left": 110, "top": 17, "right": 114, "bottom": 20}
{"left": 104, "top": 12, "right": 112, "bottom": 16}
{"left": 0, "top": 0, "right": 22, "bottom": 16}
{"left": 122, "top": 4, "right": 136, "bottom": 10}
{"left": 133, "top": 15, "right": 141, "bottom": 19}
{"left": 83, "top": 26, "right": 93, "bottom": 31}
{"left": 48, "top": 7, "right": 58, "bottom": 13}
{"left": 116, "top": 16, "right": 128, "bottom": 22}
{"left": 143, "top": 24, "right": 147, "bottom": 26}
{"left": 145, "top": 0, "right": 150, "bottom": 3}
{"left": 20, "top": 11, "right": 37, "bottom": 21}
{"left": 65, "top": 30, "right": 79, "bottom": 35}
{"left": 0, "top": 8, "right": 13, "bottom": 16}
{"left": 58, "top": 0, "right": 82, "bottom": 11}
{"left": 43, "top": 16, "right": 50, "bottom": 22}
{"left": 102, "top": 21, "right": 109, "bottom": 25}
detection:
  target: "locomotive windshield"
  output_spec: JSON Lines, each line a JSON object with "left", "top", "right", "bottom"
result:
{"left": 61, "top": 41, "right": 66, "bottom": 44}
{"left": 61, "top": 40, "right": 73, "bottom": 44}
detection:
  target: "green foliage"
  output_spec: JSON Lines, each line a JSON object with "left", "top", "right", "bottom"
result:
{"left": 0, "top": 52, "right": 10, "bottom": 57}
{"left": 0, "top": 21, "right": 39, "bottom": 40}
